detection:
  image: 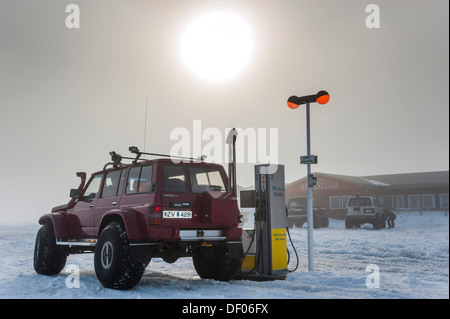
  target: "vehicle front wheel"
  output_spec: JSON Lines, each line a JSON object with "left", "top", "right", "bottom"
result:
{"left": 34, "top": 223, "right": 68, "bottom": 275}
{"left": 94, "top": 221, "right": 146, "bottom": 290}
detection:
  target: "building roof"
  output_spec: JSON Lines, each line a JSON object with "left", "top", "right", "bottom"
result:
{"left": 288, "top": 171, "right": 449, "bottom": 190}
{"left": 361, "top": 171, "right": 449, "bottom": 188}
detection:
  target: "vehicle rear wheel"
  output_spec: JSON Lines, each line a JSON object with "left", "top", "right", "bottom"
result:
{"left": 193, "top": 245, "right": 241, "bottom": 281}
{"left": 345, "top": 217, "right": 353, "bottom": 229}
{"left": 313, "top": 214, "right": 321, "bottom": 229}
{"left": 320, "top": 216, "right": 329, "bottom": 228}
{"left": 34, "top": 223, "right": 68, "bottom": 275}
{"left": 287, "top": 219, "right": 294, "bottom": 228}
{"left": 94, "top": 221, "right": 146, "bottom": 290}
{"left": 294, "top": 219, "right": 305, "bottom": 228}
{"left": 373, "top": 215, "right": 382, "bottom": 230}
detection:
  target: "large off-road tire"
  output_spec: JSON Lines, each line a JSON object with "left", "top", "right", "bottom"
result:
{"left": 94, "top": 221, "right": 146, "bottom": 290}
{"left": 193, "top": 245, "right": 241, "bottom": 281}
{"left": 34, "top": 223, "right": 68, "bottom": 275}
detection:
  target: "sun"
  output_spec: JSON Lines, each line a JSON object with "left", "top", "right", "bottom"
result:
{"left": 180, "top": 10, "right": 254, "bottom": 82}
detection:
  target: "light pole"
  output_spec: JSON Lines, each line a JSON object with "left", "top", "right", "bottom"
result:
{"left": 287, "top": 90, "right": 330, "bottom": 271}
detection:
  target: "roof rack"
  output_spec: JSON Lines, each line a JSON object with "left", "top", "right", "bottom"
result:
{"left": 129, "top": 146, "right": 206, "bottom": 164}
{"left": 103, "top": 151, "right": 137, "bottom": 171}
{"left": 103, "top": 147, "right": 207, "bottom": 171}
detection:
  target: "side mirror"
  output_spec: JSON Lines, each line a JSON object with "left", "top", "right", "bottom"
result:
{"left": 70, "top": 188, "right": 81, "bottom": 199}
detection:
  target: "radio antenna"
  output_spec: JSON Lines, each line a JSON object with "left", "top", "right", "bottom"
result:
{"left": 143, "top": 98, "right": 148, "bottom": 157}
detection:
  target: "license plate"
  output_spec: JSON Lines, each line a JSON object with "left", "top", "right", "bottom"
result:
{"left": 163, "top": 210, "right": 192, "bottom": 219}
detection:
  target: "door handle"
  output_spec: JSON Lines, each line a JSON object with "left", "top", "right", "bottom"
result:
{"left": 89, "top": 204, "right": 94, "bottom": 208}
{"left": 112, "top": 201, "right": 117, "bottom": 206}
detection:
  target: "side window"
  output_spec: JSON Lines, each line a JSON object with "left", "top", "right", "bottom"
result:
{"left": 101, "top": 170, "right": 122, "bottom": 198}
{"left": 126, "top": 167, "right": 140, "bottom": 194}
{"left": 83, "top": 175, "right": 102, "bottom": 200}
{"left": 163, "top": 165, "right": 187, "bottom": 193}
{"left": 139, "top": 165, "right": 153, "bottom": 192}
{"left": 126, "top": 165, "right": 154, "bottom": 194}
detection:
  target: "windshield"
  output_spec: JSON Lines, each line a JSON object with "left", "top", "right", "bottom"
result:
{"left": 347, "top": 197, "right": 373, "bottom": 207}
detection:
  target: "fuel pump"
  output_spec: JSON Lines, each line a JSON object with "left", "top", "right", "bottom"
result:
{"left": 240, "top": 164, "right": 288, "bottom": 280}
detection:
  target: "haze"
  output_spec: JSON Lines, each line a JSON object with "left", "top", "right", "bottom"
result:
{"left": 0, "top": 0, "right": 448, "bottom": 224}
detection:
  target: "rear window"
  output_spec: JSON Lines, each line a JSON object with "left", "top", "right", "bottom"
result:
{"left": 289, "top": 198, "right": 306, "bottom": 208}
{"left": 347, "top": 197, "right": 372, "bottom": 207}
{"left": 163, "top": 165, "right": 188, "bottom": 193}
{"left": 188, "top": 166, "right": 226, "bottom": 193}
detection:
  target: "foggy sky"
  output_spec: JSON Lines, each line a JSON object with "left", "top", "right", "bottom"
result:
{"left": 0, "top": 0, "right": 448, "bottom": 224}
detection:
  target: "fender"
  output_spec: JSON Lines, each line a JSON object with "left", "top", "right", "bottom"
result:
{"left": 38, "top": 212, "right": 71, "bottom": 239}
{"left": 99, "top": 206, "right": 150, "bottom": 241}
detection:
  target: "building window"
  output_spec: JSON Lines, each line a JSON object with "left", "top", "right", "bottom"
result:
{"left": 379, "top": 195, "right": 392, "bottom": 209}
{"left": 421, "top": 194, "right": 436, "bottom": 209}
{"left": 392, "top": 195, "right": 405, "bottom": 209}
{"left": 407, "top": 195, "right": 421, "bottom": 209}
{"left": 439, "top": 194, "right": 449, "bottom": 208}
{"left": 329, "top": 196, "right": 340, "bottom": 209}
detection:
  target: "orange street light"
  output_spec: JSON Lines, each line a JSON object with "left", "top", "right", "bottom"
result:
{"left": 287, "top": 90, "right": 330, "bottom": 109}
{"left": 287, "top": 90, "right": 330, "bottom": 272}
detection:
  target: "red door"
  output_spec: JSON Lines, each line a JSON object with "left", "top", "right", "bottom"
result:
{"left": 68, "top": 174, "right": 102, "bottom": 238}
{"left": 94, "top": 169, "right": 125, "bottom": 236}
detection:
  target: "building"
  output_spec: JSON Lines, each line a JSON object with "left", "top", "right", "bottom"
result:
{"left": 286, "top": 171, "right": 449, "bottom": 219}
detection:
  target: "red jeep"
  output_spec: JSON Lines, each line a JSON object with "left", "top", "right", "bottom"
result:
{"left": 34, "top": 147, "right": 243, "bottom": 290}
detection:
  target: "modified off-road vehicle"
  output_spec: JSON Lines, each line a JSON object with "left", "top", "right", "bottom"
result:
{"left": 34, "top": 147, "right": 243, "bottom": 290}
{"left": 286, "top": 197, "right": 329, "bottom": 229}
{"left": 345, "top": 195, "right": 386, "bottom": 230}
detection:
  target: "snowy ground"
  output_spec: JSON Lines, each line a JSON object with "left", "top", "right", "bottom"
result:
{"left": 0, "top": 212, "right": 448, "bottom": 299}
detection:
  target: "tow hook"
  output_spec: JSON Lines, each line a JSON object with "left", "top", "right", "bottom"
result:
{"left": 197, "top": 230, "right": 205, "bottom": 237}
